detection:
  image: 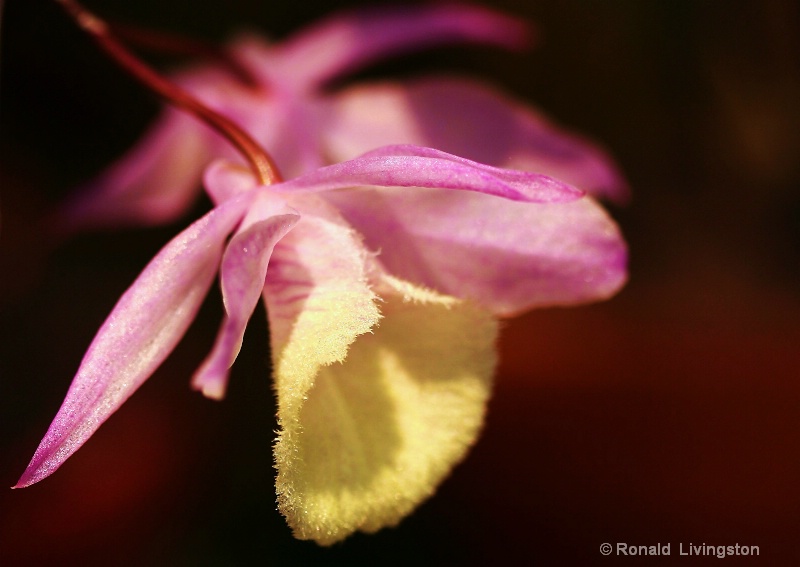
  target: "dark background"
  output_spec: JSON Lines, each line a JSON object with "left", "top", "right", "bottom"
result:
{"left": 2, "top": 0, "right": 799, "bottom": 565}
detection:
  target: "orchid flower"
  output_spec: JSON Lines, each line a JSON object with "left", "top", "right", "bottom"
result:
{"left": 62, "top": 3, "right": 627, "bottom": 232}
{"left": 17, "top": 145, "right": 627, "bottom": 544}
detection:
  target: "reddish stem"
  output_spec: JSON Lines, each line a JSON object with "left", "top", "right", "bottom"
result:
{"left": 110, "top": 24, "right": 261, "bottom": 88}
{"left": 55, "top": 0, "right": 281, "bottom": 185}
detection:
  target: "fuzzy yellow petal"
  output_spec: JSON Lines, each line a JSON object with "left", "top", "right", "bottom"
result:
{"left": 263, "top": 196, "right": 381, "bottom": 421}
{"left": 273, "top": 273, "right": 498, "bottom": 545}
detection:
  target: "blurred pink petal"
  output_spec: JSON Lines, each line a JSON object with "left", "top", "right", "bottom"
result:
{"left": 266, "top": 3, "right": 530, "bottom": 89}
{"left": 61, "top": 108, "right": 214, "bottom": 231}
{"left": 61, "top": 4, "right": 538, "bottom": 230}
{"left": 326, "top": 77, "right": 629, "bottom": 202}
{"left": 60, "top": 66, "right": 258, "bottom": 231}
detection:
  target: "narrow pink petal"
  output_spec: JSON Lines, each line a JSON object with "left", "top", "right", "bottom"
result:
{"left": 275, "top": 146, "right": 582, "bottom": 203}
{"left": 360, "top": 144, "right": 590, "bottom": 192}
{"left": 323, "top": 188, "right": 627, "bottom": 317}
{"left": 325, "top": 77, "right": 629, "bottom": 202}
{"left": 271, "top": 4, "right": 530, "bottom": 89}
{"left": 192, "top": 210, "right": 299, "bottom": 400}
{"left": 15, "top": 193, "right": 253, "bottom": 488}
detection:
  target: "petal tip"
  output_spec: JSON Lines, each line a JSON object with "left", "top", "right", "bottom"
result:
{"left": 13, "top": 463, "right": 46, "bottom": 490}
{"left": 191, "top": 371, "right": 228, "bottom": 401}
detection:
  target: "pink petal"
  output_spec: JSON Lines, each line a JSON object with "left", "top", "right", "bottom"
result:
{"left": 275, "top": 145, "right": 582, "bottom": 203}
{"left": 262, "top": 195, "right": 380, "bottom": 376}
{"left": 325, "top": 77, "right": 629, "bottom": 202}
{"left": 323, "top": 188, "right": 627, "bottom": 317}
{"left": 192, "top": 208, "right": 299, "bottom": 400}
{"left": 15, "top": 193, "right": 254, "bottom": 488}
{"left": 202, "top": 160, "right": 261, "bottom": 205}
{"left": 60, "top": 67, "right": 263, "bottom": 232}
{"left": 270, "top": 4, "right": 530, "bottom": 90}
{"left": 60, "top": 108, "right": 215, "bottom": 231}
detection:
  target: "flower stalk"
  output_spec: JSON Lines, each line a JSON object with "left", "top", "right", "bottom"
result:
{"left": 109, "top": 23, "right": 260, "bottom": 88}
{"left": 54, "top": 0, "right": 281, "bottom": 185}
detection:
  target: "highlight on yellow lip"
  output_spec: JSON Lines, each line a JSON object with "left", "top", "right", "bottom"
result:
{"left": 271, "top": 270, "right": 498, "bottom": 545}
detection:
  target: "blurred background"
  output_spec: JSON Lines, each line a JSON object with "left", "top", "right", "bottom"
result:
{"left": 1, "top": 0, "right": 799, "bottom": 564}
